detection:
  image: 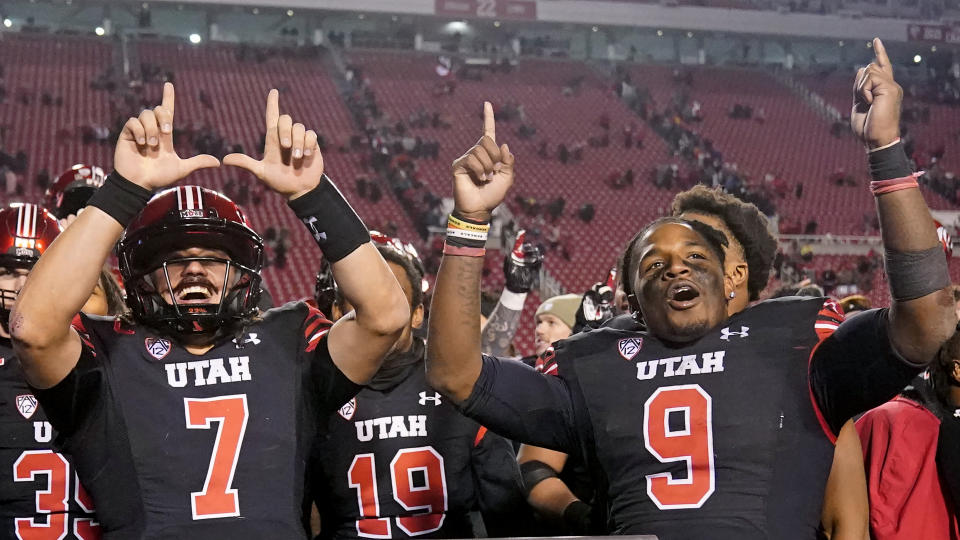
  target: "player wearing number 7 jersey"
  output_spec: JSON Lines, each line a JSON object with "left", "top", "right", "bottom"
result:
{"left": 8, "top": 84, "right": 409, "bottom": 538}
{"left": 426, "top": 40, "right": 957, "bottom": 540}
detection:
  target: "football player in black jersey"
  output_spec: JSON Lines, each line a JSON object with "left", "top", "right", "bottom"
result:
{"left": 519, "top": 185, "right": 869, "bottom": 538}
{"left": 426, "top": 39, "right": 956, "bottom": 539}
{"left": 0, "top": 203, "right": 109, "bottom": 540}
{"left": 10, "top": 84, "right": 409, "bottom": 538}
{"left": 310, "top": 234, "right": 525, "bottom": 539}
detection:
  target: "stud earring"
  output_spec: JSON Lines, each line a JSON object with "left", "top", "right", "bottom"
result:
{"left": 729, "top": 291, "right": 736, "bottom": 299}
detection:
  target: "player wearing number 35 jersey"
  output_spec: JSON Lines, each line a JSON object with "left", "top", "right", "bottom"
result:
{"left": 0, "top": 204, "right": 101, "bottom": 540}
{"left": 10, "top": 86, "right": 409, "bottom": 538}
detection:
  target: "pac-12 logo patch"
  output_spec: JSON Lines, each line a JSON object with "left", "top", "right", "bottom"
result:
{"left": 618, "top": 338, "right": 643, "bottom": 361}
{"left": 145, "top": 337, "right": 172, "bottom": 360}
{"left": 16, "top": 394, "right": 38, "bottom": 419}
{"left": 338, "top": 398, "right": 357, "bottom": 420}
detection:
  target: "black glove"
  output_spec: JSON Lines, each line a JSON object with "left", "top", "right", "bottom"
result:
{"left": 503, "top": 230, "right": 543, "bottom": 294}
{"left": 562, "top": 500, "right": 594, "bottom": 535}
{"left": 574, "top": 282, "right": 615, "bottom": 333}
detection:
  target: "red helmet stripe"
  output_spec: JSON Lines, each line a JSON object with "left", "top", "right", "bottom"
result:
{"left": 176, "top": 186, "right": 184, "bottom": 210}
{"left": 16, "top": 205, "right": 24, "bottom": 238}
{"left": 184, "top": 186, "right": 194, "bottom": 209}
{"left": 194, "top": 186, "right": 204, "bottom": 210}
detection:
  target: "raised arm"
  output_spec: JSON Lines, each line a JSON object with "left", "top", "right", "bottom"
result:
{"left": 12, "top": 83, "right": 218, "bottom": 388}
{"left": 224, "top": 90, "right": 408, "bottom": 385}
{"left": 426, "top": 102, "right": 514, "bottom": 402}
{"left": 852, "top": 38, "right": 956, "bottom": 363}
{"left": 481, "top": 231, "right": 541, "bottom": 356}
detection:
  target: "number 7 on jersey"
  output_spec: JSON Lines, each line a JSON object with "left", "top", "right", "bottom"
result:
{"left": 184, "top": 394, "right": 249, "bottom": 520}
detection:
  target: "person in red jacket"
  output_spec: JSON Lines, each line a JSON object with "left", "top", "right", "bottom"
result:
{"left": 857, "top": 329, "right": 960, "bottom": 540}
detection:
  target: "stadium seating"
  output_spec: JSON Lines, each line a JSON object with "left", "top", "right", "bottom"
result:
{"left": 134, "top": 40, "right": 422, "bottom": 304}
{"left": 0, "top": 34, "right": 114, "bottom": 200}
{"left": 350, "top": 49, "right": 677, "bottom": 292}
{"left": 3, "top": 32, "right": 960, "bottom": 354}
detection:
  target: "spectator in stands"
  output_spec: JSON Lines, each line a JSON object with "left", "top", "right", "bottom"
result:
{"left": 857, "top": 330, "right": 960, "bottom": 540}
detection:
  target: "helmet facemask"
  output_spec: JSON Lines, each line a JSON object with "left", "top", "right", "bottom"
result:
{"left": 120, "top": 223, "right": 264, "bottom": 336}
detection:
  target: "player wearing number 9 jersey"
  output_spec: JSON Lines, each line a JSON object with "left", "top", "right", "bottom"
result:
{"left": 9, "top": 86, "right": 410, "bottom": 538}
{"left": 310, "top": 239, "right": 525, "bottom": 539}
{"left": 427, "top": 76, "right": 956, "bottom": 539}
{"left": 0, "top": 204, "right": 102, "bottom": 540}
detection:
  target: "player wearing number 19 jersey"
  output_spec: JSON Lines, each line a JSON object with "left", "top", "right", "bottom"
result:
{"left": 311, "top": 239, "right": 525, "bottom": 539}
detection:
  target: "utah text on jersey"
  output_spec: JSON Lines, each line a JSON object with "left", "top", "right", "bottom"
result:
{"left": 164, "top": 356, "right": 252, "bottom": 387}
{"left": 636, "top": 350, "right": 726, "bottom": 380}
{"left": 356, "top": 415, "right": 428, "bottom": 442}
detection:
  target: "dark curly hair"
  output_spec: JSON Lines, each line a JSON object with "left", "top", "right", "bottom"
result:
{"left": 671, "top": 185, "right": 777, "bottom": 301}
{"left": 335, "top": 245, "right": 424, "bottom": 310}
{"left": 620, "top": 217, "right": 728, "bottom": 301}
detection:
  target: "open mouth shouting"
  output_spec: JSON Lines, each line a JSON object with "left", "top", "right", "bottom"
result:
{"left": 174, "top": 280, "right": 217, "bottom": 304}
{"left": 666, "top": 280, "right": 702, "bottom": 310}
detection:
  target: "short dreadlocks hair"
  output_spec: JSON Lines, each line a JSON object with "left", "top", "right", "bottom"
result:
{"left": 671, "top": 185, "right": 777, "bottom": 301}
{"left": 620, "top": 217, "right": 728, "bottom": 301}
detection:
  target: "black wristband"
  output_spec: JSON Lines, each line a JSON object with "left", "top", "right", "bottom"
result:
{"left": 519, "top": 460, "right": 559, "bottom": 495}
{"left": 86, "top": 171, "right": 153, "bottom": 227}
{"left": 869, "top": 141, "right": 913, "bottom": 181}
{"left": 289, "top": 174, "right": 370, "bottom": 262}
{"left": 562, "top": 500, "right": 593, "bottom": 535}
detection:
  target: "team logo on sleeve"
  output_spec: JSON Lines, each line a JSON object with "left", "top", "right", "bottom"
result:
{"left": 145, "top": 337, "right": 172, "bottom": 360}
{"left": 338, "top": 398, "right": 357, "bottom": 420}
{"left": 618, "top": 338, "right": 644, "bottom": 361}
{"left": 16, "top": 394, "right": 38, "bottom": 419}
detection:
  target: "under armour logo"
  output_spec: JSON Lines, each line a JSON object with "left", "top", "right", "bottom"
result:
{"left": 419, "top": 391, "right": 441, "bottom": 406}
{"left": 720, "top": 326, "right": 749, "bottom": 341}
{"left": 954, "top": 409, "right": 960, "bottom": 418}
{"left": 301, "top": 216, "right": 328, "bottom": 244}
{"left": 234, "top": 333, "right": 261, "bottom": 348}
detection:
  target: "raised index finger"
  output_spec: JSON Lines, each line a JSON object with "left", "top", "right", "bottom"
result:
{"left": 265, "top": 89, "right": 280, "bottom": 132}
{"left": 873, "top": 38, "right": 892, "bottom": 75}
{"left": 483, "top": 101, "right": 496, "bottom": 142}
{"left": 161, "top": 82, "right": 175, "bottom": 120}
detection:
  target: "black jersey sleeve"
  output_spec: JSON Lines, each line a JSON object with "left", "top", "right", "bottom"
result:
{"left": 469, "top": 426, "right": 527, "bottom": 536}
{"left": 809, "top": 307, "right": 923, "bottom": 437}
{"left": 459, "top": 354, "right": 579, "bottom": 453}
{"left": 300, "top": 306, "right": 363, "bottom": 413}
{"left": 31, "top": 315, "right": 108, "bottom": 438}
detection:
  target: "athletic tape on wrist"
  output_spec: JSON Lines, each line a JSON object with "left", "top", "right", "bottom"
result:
{"left": 86, "top": 172, "right": 153, "bottom": 227}
{"left": 289, "top": 174, "right": 370, "bottom": 263}
{"left": 885, "top": 245, "right": 951, "bottom": 301}
{"left": 519, "top": 460, "right": 559, "bottom": 495}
